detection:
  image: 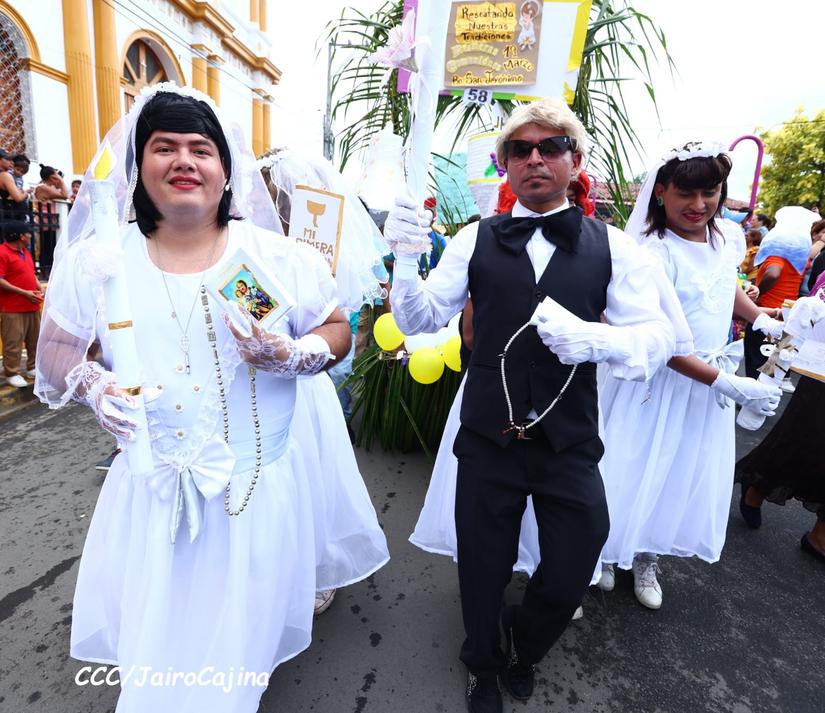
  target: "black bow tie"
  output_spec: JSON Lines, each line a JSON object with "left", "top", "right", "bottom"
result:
{"left": 492, "top": 206, "right": 583, "bottom": 255}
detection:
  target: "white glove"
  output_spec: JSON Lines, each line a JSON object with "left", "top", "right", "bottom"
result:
{"left": 784, "top": 296, "right": 825, "bottom": 340}
{"left": 224, "top": 306, "right": 333, "bottom": 377}
{"left": 710, "top": 371, "right": 781, "bottom": 415}
{"left": 530, "top": 296, "right": 631, "bottom": 365}
{"left": 752, "top": 312, "right": 784, "bottom": 339}
{"left": 66, "top": 360, "right": 142, "bottom": 440}
{"left": 384, "top": 194, "right": 434, "bottom": 258}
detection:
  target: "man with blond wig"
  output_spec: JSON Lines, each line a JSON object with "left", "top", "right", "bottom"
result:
{"left": 385, "top": 98, "right": 675, "bottom": 712}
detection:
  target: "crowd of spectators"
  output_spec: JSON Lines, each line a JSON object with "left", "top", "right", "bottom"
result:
{"left": 0, "top": 147, "right": 76, "bottom": 388}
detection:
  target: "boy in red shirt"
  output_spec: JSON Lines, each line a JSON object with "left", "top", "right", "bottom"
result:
{"left": 0, "top": 222, "right": 43, "bottom": 387}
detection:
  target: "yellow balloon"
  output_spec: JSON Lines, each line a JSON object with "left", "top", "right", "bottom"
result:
{"left": 373, "top": 313, "right": 404, "bottom": 351}
{"left": 408, "top": 348, "right": 445, "bottom": 384}
{"left": 441, "top": 336, "right": 462, "bottom": 372}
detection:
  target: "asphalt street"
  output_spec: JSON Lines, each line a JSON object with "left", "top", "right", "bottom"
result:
{"left": 0, "top": 390, "right": 822, "bottom": 713}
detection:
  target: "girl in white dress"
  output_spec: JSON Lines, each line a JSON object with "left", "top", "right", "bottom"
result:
{"left": 35, "top": 84, "right": 384, "bottom": 713}
{"left": 597, "top": 143, "right": 783, "bottom": 608}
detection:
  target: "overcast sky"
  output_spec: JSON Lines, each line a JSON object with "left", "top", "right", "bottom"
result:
{"left": 268, "top": 0, "right": 825, "bottom": 201}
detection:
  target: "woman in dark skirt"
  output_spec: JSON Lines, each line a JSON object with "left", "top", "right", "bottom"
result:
{"left": 737, "top": 374, "right": 825, "bottom": 562}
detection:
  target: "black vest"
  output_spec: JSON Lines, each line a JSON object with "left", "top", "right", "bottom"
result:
{"left": 461, "top": 211, "right": 612, "bottom": 451}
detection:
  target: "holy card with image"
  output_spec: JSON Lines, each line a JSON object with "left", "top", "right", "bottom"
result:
{"left": 207, "top": 247, "right": 295, "bottom": 329}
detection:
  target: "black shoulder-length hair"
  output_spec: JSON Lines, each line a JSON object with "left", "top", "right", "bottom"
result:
{"left": 644, "top": 150, "right": 732, "bottom": 239}
{"left": 130, "top": 91, "right": 239, "bottom": 236}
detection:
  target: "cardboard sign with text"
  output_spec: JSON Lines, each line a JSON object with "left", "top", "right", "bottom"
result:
{"left": 445, "top": 1, "right": 543, "bottom": 88}
{"left": 288, "top": 185, "right": 345, "bottom": 275}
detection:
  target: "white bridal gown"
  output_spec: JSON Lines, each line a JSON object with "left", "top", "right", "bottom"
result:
{"left": 49, "top": 221, "right": 387, "bottom": 713}
{"left": 599, "top": 229, "right": 741, "bottom": 567}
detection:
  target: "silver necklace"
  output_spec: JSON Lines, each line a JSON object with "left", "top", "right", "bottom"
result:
{"left": 199, "top": 286, "right": 262, "bottom": 515}
{"left": 499, "top": 322, "right": 577, "bottom": 440}
{"left": 153, "top": 233, "right": 222, "bottom": 374}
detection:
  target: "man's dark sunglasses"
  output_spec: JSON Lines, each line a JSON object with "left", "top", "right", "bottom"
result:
{"left": 505, "top": 136, "right": 576, "bottom": 161}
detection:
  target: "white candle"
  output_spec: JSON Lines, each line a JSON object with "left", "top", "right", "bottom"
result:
{"left": 405, "top": 2, "right": 444, "bottom": 200}
{"left": 89, "top": 143, "right": 154, "bottom": 476}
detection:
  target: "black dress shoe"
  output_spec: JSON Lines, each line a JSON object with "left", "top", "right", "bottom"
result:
{"left": 500, "top": 605, "right": 535, "bottom": 701}
{"left": 465, "top": 673, "right": 502, "bottom": 713}
{"left": 800, "top": 533, "right": 825, "bottom": 563}
{"left": 739, "top": 484, "right": 762, "bottom": 529}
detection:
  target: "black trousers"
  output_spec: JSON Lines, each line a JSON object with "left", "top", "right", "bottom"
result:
{"left": 453, "top": 425, "right": 609, "bottom": 677}
{"left": 743, "top": 323, "right": 768, "bottom": 379}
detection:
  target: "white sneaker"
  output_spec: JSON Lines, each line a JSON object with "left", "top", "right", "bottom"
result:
{"left": 597, "top": 563, "right": 615, "bottom": 592}
{"left": 632, "top": 556, "right": 662, "bottom": 610}
{"left": 313, "top": 588, "right": 336, "bottom": 616}
{"left": 780, "top": 378, "right": 796, "bottom": 394}
{"left": 5, "top": 374, "right": 27, "bottom": 388}
{"left": 24, "top": 368, "right": 36, "bottom": 379}
{"left": 571, "top": 605, "right": 584, "bottom": 621}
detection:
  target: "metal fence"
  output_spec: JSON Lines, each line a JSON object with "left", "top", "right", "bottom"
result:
{"left": 0, "top": 21, "right": 26, "bottom": 154}
{"left": 3, "top": 199, "right": 68, "bottom": 279}
{"left": 30, "top": 200, "right": 65, "bottom": 278}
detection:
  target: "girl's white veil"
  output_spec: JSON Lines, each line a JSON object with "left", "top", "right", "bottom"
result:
{"left": 622, "top": 141, "right": 728, "bottom": 359}
{"left": 258, "top": 148, "right": 389, "bottom": 312}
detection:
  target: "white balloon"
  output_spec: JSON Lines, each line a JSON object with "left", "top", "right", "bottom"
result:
{"left": 433, "top": 327, "right": 450, "bottom": 346}
{"left": 405, "top": 313, "right": 463, "bottom": 352}
{"left": 404, "top": 331, "right": 441, "bottom": 352}
{"left": 447, "top": 312, "right": 461, "bottom": 338}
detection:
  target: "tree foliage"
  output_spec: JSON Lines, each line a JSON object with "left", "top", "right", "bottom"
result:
{"left": 759, "top": 109, "right": 825, "bottom": 216}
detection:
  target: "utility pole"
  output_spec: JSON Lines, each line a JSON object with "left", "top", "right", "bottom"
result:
{"left": 323, "top": 41, "right": 370, "bottom": 162}
{"left": 323, "top": 42, "right": 334, "bottom": 161}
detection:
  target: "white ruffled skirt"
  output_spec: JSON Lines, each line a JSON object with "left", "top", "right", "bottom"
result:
{"left": 72, "top": 439, "right": 317, "bottom": 713}
{"left": 72, "top": 374, "right": 388, "bottom": 713}
{"left": 598, "top": 367, "right": 735, "bottom": 569}
{"left": 294, "top": 374, "right": 389, "bottom": 590}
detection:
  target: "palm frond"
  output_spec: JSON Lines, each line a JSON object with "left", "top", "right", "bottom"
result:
{"left": 322, "top": 1, "right": 674, "bottom": 452}
{"left": 322, "top": 1, "right": 673, "bottom": 222}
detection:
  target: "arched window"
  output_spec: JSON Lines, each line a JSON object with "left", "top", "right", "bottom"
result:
{"left": 122, "top": 39, "right": 169, "bottom": 112}
{"left": 0, "top": 20, "right": 25, "bottom": 152}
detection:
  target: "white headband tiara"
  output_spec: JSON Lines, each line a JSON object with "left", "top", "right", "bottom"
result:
{"left": 659, "top": 140, "right": 728, "bottom": 164}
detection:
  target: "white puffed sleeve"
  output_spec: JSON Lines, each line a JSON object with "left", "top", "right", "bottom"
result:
{"left": 389, "top": 222, "right": 476, "bottom": 335}
{"left": 640, "top": 235, "right": 695, "bottom": 357}
{"left": 35, "top": 241, "right": 106, "bottom": 407}
{"left": 601, "top": 227, "right": 682, "bottom": 380}
{"left": 282, "top": 242, "right": 340, "bottom": 337}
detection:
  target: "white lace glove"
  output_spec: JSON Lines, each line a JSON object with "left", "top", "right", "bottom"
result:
{"left": 66, "top": 360, "right": 141, "bottom": 440}
{"left": 784, "top": 296, "right": 825, "bottom": 339}
{"left": 752, "top": 312, "right": 784, "bottom": 339}
{"left": 530, "top": 297, "right": 631, "bottom": 365}
{"left": 711, "top": 371, "right": 781, "bottom": 415}
{"left": 384, "top": 194, "right": 433, "bottom": 258}
{"left": 224, "top": 307, "right": 333, "bottom": 377}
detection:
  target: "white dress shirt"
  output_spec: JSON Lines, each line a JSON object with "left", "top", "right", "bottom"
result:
{"left": 391, "top": 200, "right": 676, "bottom": 381}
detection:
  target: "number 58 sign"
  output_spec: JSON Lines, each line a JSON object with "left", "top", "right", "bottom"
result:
{"left": 462, "top": 87, "right": 494, "bottom": 106}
